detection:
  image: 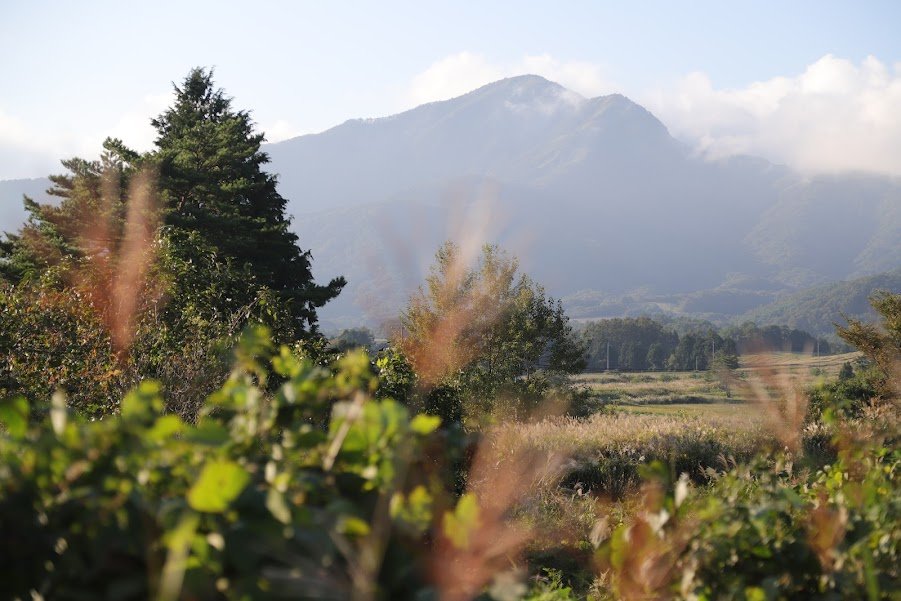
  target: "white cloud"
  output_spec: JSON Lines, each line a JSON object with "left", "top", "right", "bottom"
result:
{"left": 405, "top": 52, "right": 615, "bottom": 107}
{"left": 259, "top": 119, "right": 304, "bottom": 143}
{"left": 0, "top": 92, "right": 171, "bottom": 180}
{"left": 643, "top": 55, "right": 901, "bottom": 176}
{"left": 105, "top": 92, "right": 173, "bottom": 152}
{"left": 0, "top": 108, "right": 63, "bottom": 180}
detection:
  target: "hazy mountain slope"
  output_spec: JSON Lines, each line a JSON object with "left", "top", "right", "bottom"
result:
{"left": 747, "top": 174, "right": 901, "bottom": 283}
{"left": 2, "top": 76, "right": 898, "bottom": 332}
{"left": 737, "top": 268, "right": 901, "bottom": 336}
{"left": 267, "top": 76, "right": 690, "bottom": 216}
{"left": 268, "top": 75, "right": 900, "bottom": 328}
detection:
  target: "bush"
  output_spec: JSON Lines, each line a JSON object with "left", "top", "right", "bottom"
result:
{"left": 0, "top": 327, "right": 451, "bottom": 600}
{"left": 595, "top": 442, "right": 900, "bottom": 600}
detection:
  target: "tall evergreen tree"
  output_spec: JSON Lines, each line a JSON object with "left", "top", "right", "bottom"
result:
{"left": 152, "top": 68, "right": 344, "bottom": 334}
{"left": 1, "top": 68, "right": 343, "bottom": 337}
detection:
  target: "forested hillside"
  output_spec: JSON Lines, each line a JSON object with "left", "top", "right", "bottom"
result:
{"left": 740, "top": 268, "right": 901, "bottom": 336}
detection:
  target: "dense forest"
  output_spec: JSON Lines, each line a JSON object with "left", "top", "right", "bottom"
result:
{"left": 0, "top": 70, "right": 898, "bottom": 600}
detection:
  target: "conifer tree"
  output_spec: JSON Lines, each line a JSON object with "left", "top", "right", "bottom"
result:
{"left": 1, "top": 68, "right": 343, "bottom": 337}
{"left": 152, "top": 68, "right": 344, "bottom": 334}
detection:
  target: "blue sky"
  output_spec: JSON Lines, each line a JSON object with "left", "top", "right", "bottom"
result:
{"left": 2, "top": 0, "right": 900, "bottom": 178}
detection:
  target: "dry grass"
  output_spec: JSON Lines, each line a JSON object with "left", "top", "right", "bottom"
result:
{"left": 572, "top": 371, "right": 729, "bottom": 404}
{"left": 503, "top": 411, "right": 767, "bottom": 457}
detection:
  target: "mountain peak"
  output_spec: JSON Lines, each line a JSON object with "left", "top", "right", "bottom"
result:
{"left": 466, "top": 74, "right": 583, "bottom": 105}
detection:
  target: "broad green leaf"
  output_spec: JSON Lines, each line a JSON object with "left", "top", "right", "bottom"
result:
{"left": 390, "top": 485, "right": 433, "bottom": 534}
{"left": 188, "top": 460, "right": 250, "bottom": 513}
{"left": 337, "top": 515, "right": 371, "bottom": 537}
{"left": 0, "top": 395, "right": 29, "bottom": 438}
{"left": 149, "top": 415, "right": 184, "bottom": 441}
{"left": 745, "top": 587, "right": 767, "bottom": 601}
{"left": 442, "top": 493, "right": 480, "bottom": 549}
{"left": 266, "top": 489, "right": 291, "bottom": 524}
{"left": 410, "top": 414, "right": 441, "bottom": 436}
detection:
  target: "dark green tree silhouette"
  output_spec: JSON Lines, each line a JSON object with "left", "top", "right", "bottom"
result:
{"left": 152, "top": 68, "right": 344, "bottom": 335}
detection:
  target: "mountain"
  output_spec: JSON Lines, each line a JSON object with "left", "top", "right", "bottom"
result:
{"left": 264, "top": 75, "right": 901, "bottom": 329}
{"left": 2, "top": 76, "right": 898, "bottom": 331}
{"left": 737, "top": 268, "right": 901, "bottom": 337}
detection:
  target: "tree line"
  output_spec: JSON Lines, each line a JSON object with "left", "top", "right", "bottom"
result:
{"left": 580, "top": 317, "right": 834, "bottom": 372}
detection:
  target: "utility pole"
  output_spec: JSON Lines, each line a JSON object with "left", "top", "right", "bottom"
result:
{"left": 816, "top": 339, "right": 820, "bottom": 357}
{"left": 711, "top": 338, "right": 715, "bottom": 370}
{"left": 606, "top": 341, "right": 610, "bottom": 371}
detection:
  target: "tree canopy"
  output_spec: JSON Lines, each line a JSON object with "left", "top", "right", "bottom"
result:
{"left": 0, "top": 68, "right": 345, "bottom": 416}
{"left": 0, "top": 68, "right": 343, "bottom": 338}
{"left": 399, "top": 242, "right": 585, "bottom": 422}
{"left": 152, "top": 68, "right": 344, "bottom": 333}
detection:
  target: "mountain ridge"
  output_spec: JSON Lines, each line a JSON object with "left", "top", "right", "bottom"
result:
{"left": 2, "top": 75, "right": 898, "bottom": 331}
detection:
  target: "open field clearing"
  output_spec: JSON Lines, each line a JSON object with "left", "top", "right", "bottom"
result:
{"left": 499, "top": 408, "right": 779, "bottom": 498}
{"left": 518, "top": 353, "right": 860, "bottom": 494}
{"left": 572, "top": 371, "right": 731, "bottom": 404}
{"left": 571, "top": 351, "right": 861, "bottom": 407}
{"left": 738, "top": 350, "right": 859, "bottom": 371}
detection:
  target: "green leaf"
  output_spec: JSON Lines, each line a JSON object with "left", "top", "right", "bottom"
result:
{"left": 442, "top": 493, "right": 480, "bottom": 549}
{"left": 390, "top": 485, "right": 434, "bottom": 534}
{"left": 744, "top": 586, "right": 767, "bottom": 601}
{"left": 410, "top": 414, "right": 441, "bottom": 435}
{"left": 186, "top": 421, "right": 230, "bottom": 445}
{"left": 0, "top": 396, "right": 29, "bottom": 438}
{"left": 266, "top": 489, "right": 292, "bottom": 524}
{"left": 148, "top": 415, "right": 184, "bottom": 441}
{"left": 187, "top": 460, "right": 250, "bottom": 513}
{"left": 337, "top": 516, "right": 371, "bottom": 537}
{"left": 121, "top": 381, "right": 163, "bottom": 422}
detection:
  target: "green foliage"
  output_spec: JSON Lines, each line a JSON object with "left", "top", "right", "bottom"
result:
{"left": 0, "top": 69, "right": 348, "bottom": 419}
{"left": 582, "top": 316, "right": 834, "bottom": 374}
{"left": 687, "top": 449, "right": 899, "bottom": 599}
{"left": 0, "top": 274, "right": 128, "bottom": 416}
{"left": 0, "top": 327, "right": 450, "bottom": 600}
{"left": 836, "top": 290, "right": 901, "bottom": 398}
{"left": 330, "top": 327, "right": 376, "bottom": 352}
{"left": 374, "top": 346, "right": 416, "bottom": 405}
{"left": 582, "top": 317, "right": 679, "bottom": 371}
{"left": 808, "top": 363, "right": 883, "bottom": 420}
{"left": 838, "top": 361, "right": 854, "bottom": 381}
{"left": 594, "top": 445, "right": 900, "bottom": 600}
{"left": 739, "top": 268, "right": 901, "bottom": 338}
{"left": 808, "top": 291, "right": 901, "bottom": 420}
{"left": 723, "top": 321, "right": 832, "bottom": 354}
{"left": 401, "top": 243, "right": 586, "bottom": 425}
{"left": 523, "top": 569, "right": 576, "bottom": 600}
{"left": 152, "top": 68, "right": 344, "bottom": 337}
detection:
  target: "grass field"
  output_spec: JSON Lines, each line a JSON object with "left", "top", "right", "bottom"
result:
{"left": 569, "top": 351, "right": 860, "bottom": 416}
{"left": 496, "top": 352, "right": 859, "bottom": 499}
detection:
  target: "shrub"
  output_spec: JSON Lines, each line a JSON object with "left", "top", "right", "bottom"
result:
{"left": 0, "top": 327, "right": 450, "bottom": 600}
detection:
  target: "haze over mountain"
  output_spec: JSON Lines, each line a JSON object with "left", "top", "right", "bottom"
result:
{"left": 2, "top": 75, "right": 899, "bottom": 330}
{"left": 263, "top": 75, "right": 900, "bottom": 329}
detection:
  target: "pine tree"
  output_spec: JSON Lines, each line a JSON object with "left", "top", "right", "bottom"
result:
{"left": 1, "top": 68, "right": 344, "bottom": 337}
{"left": 152, "top": 68, "right": 344, "bottom": 334}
